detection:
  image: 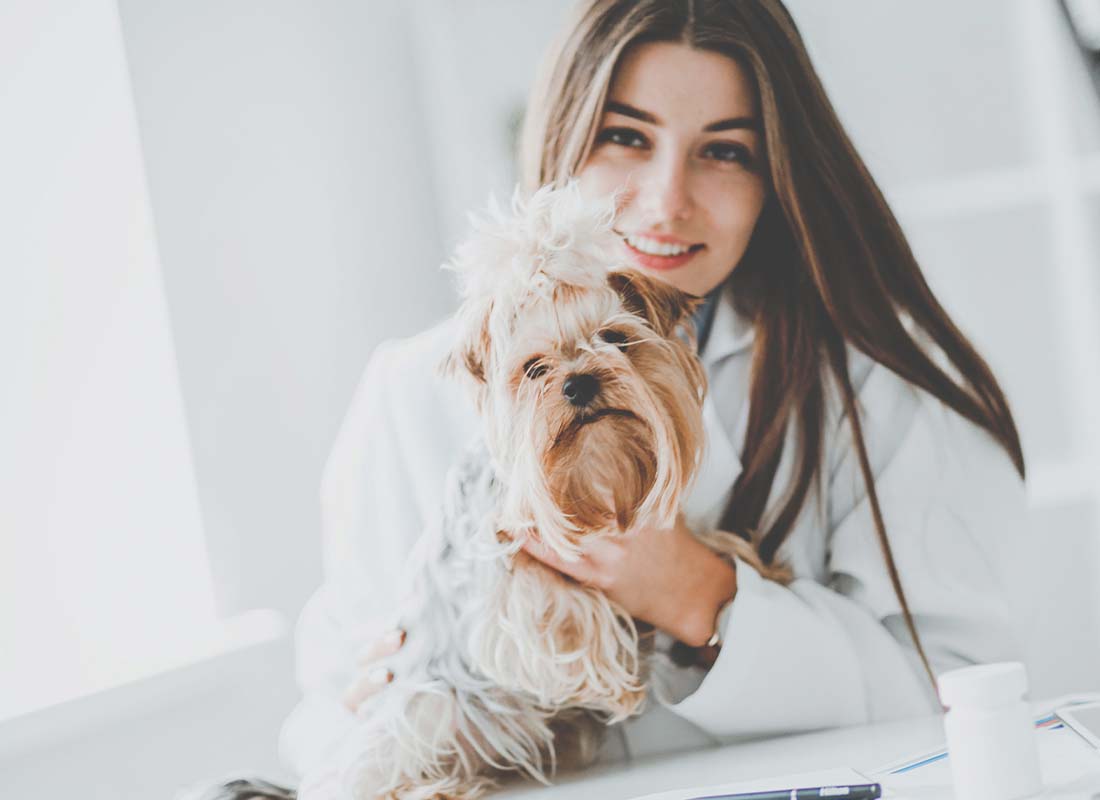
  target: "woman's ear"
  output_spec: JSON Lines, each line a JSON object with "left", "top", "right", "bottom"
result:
{"left": 607, "top": 269, "right": 703, "bottom": 339}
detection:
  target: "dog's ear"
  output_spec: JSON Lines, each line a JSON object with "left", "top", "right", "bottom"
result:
{"left": 607, "top": 269, "right": 703, "bottom": 339}
{"left": 438, "top": 298, "right": 493, "bottom": 388}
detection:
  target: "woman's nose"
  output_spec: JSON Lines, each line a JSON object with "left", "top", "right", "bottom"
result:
{"left": 637, "top": 154, "right": 693, "bottom": 223}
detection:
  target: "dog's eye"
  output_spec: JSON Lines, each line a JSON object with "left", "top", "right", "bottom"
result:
{"left": 598, "top": 329, "right": 629, "bottom": 352}
{"left": 523, "top": 358, "right": 548, "bottom": 380}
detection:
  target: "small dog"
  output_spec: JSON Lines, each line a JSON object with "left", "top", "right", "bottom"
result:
{"left": 336, "top": 183, "right": 776, "bottom": 800}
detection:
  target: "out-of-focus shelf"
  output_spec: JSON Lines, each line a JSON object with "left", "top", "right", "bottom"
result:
{"left": 887, "top": 153, "right": 1100, "bottom": 222}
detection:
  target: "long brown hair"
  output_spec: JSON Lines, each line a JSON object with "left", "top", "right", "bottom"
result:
{"left": 519, "top": 0, "right": 1025, "bottom": 690}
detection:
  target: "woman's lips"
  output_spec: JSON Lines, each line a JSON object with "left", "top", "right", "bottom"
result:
{"left": 621, "top": 238, "right": 705, "bottom": 271}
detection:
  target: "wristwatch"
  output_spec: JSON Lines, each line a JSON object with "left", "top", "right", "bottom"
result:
{"left": 704, "top": 595, "right": 735, "bottom": 649}
{"left": 669, "top": 595, "right": 736, "bottom": 669}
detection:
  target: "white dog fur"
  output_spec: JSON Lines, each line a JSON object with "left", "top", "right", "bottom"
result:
{"left": 334, "top": 182, "right": 772, "bottom": 799}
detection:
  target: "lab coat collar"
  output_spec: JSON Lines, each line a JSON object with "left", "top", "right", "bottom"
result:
{"left": 681, "top": 389, "right": 744, "bottom": 535}
{"left": 699, "top": 285, "right": 755, "bottom": 371}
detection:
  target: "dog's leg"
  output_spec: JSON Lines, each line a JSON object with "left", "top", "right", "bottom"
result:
{"left": 543, "top": 707, "right": 608, "bottom": 774}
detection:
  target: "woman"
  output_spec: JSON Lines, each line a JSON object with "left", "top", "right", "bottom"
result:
{"left": 281, "top": 0, "right": 1028, "bottom": 795}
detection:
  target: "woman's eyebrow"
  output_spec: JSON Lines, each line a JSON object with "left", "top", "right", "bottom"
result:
{"left": 606, "top": 100, "right": 659, "bottom": 124}
{"left": 604, "top": 100, "right": 758, "bottom": 132}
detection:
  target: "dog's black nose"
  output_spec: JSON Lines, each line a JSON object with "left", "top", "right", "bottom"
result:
{"left": 562, "top": 373, "right": 600, "bottom": 407}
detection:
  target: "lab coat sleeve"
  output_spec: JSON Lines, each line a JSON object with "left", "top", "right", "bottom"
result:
{"left": 664, "top": 360, "right": 1027, "bottom": 739}
{"left": 278, "top": 329, "right": 476, "bottom": 782}
{"left": 278, "top": 339, "right": 414, "bottom": 779}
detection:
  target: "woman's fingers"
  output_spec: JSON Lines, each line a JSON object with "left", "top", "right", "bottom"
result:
{"left": 520, "top": 536, "right": 567, "bottom": 570}
{"left": 342, "top": 665, "right": 394, "bottom": 713}
{"left": 521, "top": 536, "right": 600, "bottom": 586}
{"left": 356, "top": 628, "right": 405, "bottom": 665}
{"left": 342, "top": 628, "right": 405, "bottom": 713}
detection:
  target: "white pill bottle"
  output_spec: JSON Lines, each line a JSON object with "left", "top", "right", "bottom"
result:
{"left": 939, "top": 662, "right": 1043, "bottom": 800}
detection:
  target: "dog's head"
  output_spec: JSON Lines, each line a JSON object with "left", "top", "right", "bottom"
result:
{"left": 440, "top": 182, "right": 707, "bottom": 559}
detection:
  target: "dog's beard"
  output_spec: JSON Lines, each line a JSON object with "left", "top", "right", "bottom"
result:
{"left": 488, "top": 344, "right": 703, "bottom": 559}
{"left": 546, "top": 409, "right": 654, "bottom": 533}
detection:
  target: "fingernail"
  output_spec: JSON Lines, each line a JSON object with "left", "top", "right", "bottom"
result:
{"left": 384, "top": 629, "right": 406, "bottom": 648}
{"left": 368, "top": 667, "right": 392, "bottom": 686}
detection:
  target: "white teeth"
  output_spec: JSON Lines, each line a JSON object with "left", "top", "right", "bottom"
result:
{"left": 624, "top": 235, "right": 693, "bottom": 257}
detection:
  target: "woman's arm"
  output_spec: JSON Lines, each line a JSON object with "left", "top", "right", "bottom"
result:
{"left": 279, "top": 322, "right": 481, "bottom": 780}
{"left": 662, "top": 359, "right": 1027, "bottom": 737}
{"left": 524, "top": 356, "right": 1026, "bottom": 738}
{"left": 279, "top": 339, "right": 416, "bottom": 779}
{"left": 521, "top": 512, "right": 738, "bottom": 647}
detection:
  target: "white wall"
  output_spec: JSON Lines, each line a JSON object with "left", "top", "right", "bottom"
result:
{"left": 115, "top": 0, "right": 457, "bottom": 619}
{"left": 405, "top": 0, "right": 577, "bottom": 252}
{"left": 0, "top": 0, "right": 218, "bottom": 719}
{"left": 115, "top": 0, "right": 577, "bottom": 622}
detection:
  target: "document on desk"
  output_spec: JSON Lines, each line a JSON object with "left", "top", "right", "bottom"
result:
{"left": 626, "top": 767, "right": 897, "bottom": 800}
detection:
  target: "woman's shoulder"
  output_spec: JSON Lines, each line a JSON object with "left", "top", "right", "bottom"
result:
{"left": 324, "top": 313, "right": 482, "bottom": 530}
{"left": 824, "top": 345, "right": 919, "bottom": 432}
{"left": 365, "top": 313, "right": 482, "bottom": 451}
{"left": 826, "top": 343, "right": 1017, "bottom": 482}
{"left": 369, "top": 312, "right": 462, "bottom": 380}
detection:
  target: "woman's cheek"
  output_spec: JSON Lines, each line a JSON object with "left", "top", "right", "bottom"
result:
{"left": 578, "top": 159, "right": 632, "bottom": 202}
{"left": 717, "top": 184, "right": 766, "bottom": 245}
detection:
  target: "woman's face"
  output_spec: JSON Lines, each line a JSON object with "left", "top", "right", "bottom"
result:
{"left": 578, "top": 42, "right": 768, "bottom": 297}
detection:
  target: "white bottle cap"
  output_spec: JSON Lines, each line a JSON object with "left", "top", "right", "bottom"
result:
{"left": 938, "top": 662, "right": 1029, "bottom": 709}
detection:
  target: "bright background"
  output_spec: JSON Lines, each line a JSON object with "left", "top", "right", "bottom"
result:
{"left": 2, "top": 0, "right": 1099, "bottom": 796}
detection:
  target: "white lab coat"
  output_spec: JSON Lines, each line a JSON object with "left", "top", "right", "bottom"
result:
{"left": 279, "top": 288, "right": 1027, "bottom": 786}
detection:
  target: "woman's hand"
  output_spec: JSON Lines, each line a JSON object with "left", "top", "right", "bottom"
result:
{"left": 342, "top": 628, "right": 405, "bottom": 714}
{"left": 520, "top": 515, "right": 737, "bottom": 647}
{"left": 290, "top": 630, "right": 406, "bottom": 800}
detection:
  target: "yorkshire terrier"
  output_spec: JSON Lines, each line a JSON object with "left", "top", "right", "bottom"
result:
{"left": 333, "top": 183, "right": 777, "bottom": 800}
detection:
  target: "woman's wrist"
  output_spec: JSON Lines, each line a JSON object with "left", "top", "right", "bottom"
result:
{"left": 665, "top": 546, "right": 737, "bottom": 647}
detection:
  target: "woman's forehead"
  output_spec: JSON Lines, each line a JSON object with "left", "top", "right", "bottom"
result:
{"left": 607, "top": 41, "right": 758, "bottom": 125}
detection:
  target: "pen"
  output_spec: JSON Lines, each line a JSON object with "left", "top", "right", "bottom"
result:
{"left": 688, "top": 782, "right": 882, "bottom": 800}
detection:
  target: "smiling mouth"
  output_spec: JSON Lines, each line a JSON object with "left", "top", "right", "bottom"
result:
{"left": 613, "top": 229, "right": 705, "bottom": 257}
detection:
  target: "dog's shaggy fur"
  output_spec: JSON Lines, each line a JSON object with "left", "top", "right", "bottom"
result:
{"left": 326, "top": 183, "right": 783, "bottom": 799}
{"left": 323, "top": 183, "right": 705, "bottom": 799}
{"left": 175, "top": 184, "right": 785, "bottom": 800}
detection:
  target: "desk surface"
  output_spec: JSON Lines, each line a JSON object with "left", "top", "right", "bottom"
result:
{"left": 494, "top": 713, "right": 947, "bottom": 799}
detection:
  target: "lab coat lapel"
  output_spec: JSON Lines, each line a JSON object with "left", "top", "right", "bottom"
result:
{"left": 682, "top": 392, "right": 744, "bottom": 534}
{"left": 682, "top": 287, "right": 754, "bottom": 534}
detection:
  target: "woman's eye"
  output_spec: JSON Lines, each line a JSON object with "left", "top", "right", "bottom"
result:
{"left": 595, "top": 127, "right": 649, "bottom": 149}
{"left": 703, "top": 141, "right": 755, "bottom": 166}
{"left": 598, "top": 330, "right": 629, "bottom": 351}
{"left": 523, "top": 358, "right": 548, "bottom": 379}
